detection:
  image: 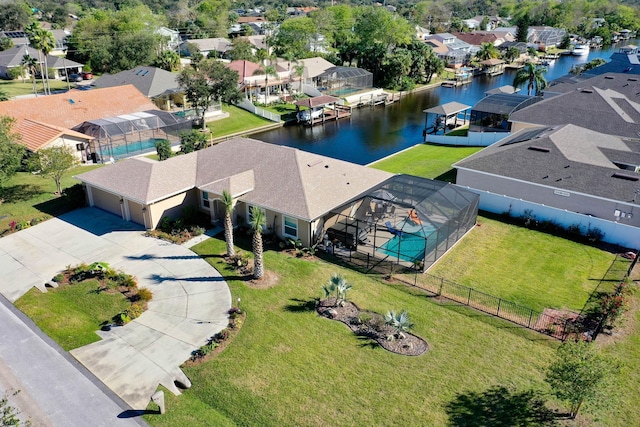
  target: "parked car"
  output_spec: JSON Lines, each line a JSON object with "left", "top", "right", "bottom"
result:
{"left": 80, "top": 72, "right": 93, "bottom": 80}
{"left": 67, "top": 73, "right": 82, "bottom": 82}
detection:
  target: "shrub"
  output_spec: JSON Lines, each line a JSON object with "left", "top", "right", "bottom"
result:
{"left": 61, "top": 184, "right": 86, "bottom": 209}
{"left": 213, "top": 329, "right": 230, "bottom": 343}
{"left": 126, "top": 302, "right": 145, "bottom": 320}
{"left": 160, "top": 217, "right": 172, "bottom": 232}
{"left": 114, "top": 312, "right": 131, "bottom": 325}
{"left": 137, "top": 287, "right": 153, "bottom": 302}
{"left": 52, "top": 273, "right": 64, "bottom": 283}
{"left": 15, "top": 221, "right": 30, "bottom": 230}
{"left": 190, "top": 225, "right": 205, "bottom": 236}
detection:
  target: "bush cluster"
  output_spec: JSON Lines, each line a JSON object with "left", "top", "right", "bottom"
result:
{"left": 190, "top": 307, "right": 244, "bottom": 362}
{"left": 145, "top": 206, "right": 206, "bottom": 244}
{"left": 502, "top": 209, "right": 605, "bottom": 244}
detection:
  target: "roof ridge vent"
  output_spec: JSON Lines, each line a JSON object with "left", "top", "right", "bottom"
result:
{"left": 528, "top": 146, "right": 550, "bottom": 153}
{"left": 605, "top": 76, "right": 614, "bottom": 79}
{"left": 580, "top": 88, "right": 593, "bottom": 93}
{"left": 628, "top": 78, "right": 638, "bottom": 82}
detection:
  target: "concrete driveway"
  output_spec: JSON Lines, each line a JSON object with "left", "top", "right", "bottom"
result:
{"left": 0, "top": 208, "right": 231, "bottom": 410}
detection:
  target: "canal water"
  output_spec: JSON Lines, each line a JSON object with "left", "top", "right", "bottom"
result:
{"left": 253, "top": 43, "right": 630, "bottom": 165}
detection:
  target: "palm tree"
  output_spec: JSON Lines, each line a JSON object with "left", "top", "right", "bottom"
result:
{"left": 249, "top": 206, "right": 266, "bottom": 279}
{"left": 474, "top": 42, "right": 499, "bottom": 61}
{"left": 221, "top": 190, "right": 235, "bottom": 257}
{"left": 293, "top": 61, "right": 305, "bottom": 95}
{"left": 513, "top": 62, "right": 548, "bottom": 96}
{"left": 21, "top": 54, "right": 38, "bottom": 96}
{"left": 384, "top": 310, "right": 414, "bottom": 340}
{"left": 322, "top": 273, "right": 352, "bottom": 307}
{"left": 25, "top": 23, "right": 55, "bottom": 95}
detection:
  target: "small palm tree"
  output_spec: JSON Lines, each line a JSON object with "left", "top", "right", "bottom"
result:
{"left": 21, "top": 54, "right": 37, "bottom": 96}
{"left": 323, "top": 273, "right": 352, "bottom": 306}
{"left": 221, "top": 190, "right": 235, "bottom": 257}
{"left": 384, "top": 310, "right": 414, "bottom": 340}
{"left": 293, "top": 61, "right": 305, "bottom": 94}
{"left": 513, "top": 62, "right": 548, "bottom": 96}
{"left": 249, "top": 206, "right": 266, "bottom": 279}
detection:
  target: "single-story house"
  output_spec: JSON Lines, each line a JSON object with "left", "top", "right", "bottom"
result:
{"left": 75, "top": 137, "right": 480, "bottom": 271}
{"left": 75, "top": 137, "right": 394, "bottom": 243}
{"left": 0, "top": 46, "right": 82, "bottom": 80}
{"left": 0, "top": 85, "right": 166, "bottom": 161}
{"left": 180, "top": 38, "right": 233, "bottom": 58}
{"left": 454, "top": 124, "right": 640, "bottom": 246}
{"left": 92, "top": 66, "right": 195, "bottom": 112}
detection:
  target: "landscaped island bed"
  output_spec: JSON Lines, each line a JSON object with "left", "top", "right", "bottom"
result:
{"left": 142, "top": 230, "right": 638, "bottom": 427}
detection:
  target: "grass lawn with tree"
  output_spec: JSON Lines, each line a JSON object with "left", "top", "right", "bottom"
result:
{"left": 0, "top": 164, "right": 102, "bottom": 236}
{"left": 0, "top": 79, "right": 71, "bottom": 98}
{"left": 140, "top": 233, "right": 637, "bottom": 427}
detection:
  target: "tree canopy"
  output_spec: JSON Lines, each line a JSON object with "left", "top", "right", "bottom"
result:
{"left": 0, "top": 116, "right": 24, "bottom": 202}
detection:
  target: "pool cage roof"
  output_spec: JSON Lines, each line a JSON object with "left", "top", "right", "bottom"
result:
{"left": 325, "top": 175, "right": 479, "bottom": 273}
{"left": 75, "top": 110, "right": 190, "bottom": 140}
{"left": 317, "top": 66, "right": 373, "bottom": 87}
{"left": 472, "top": 94, "right": 542, "bottom": 116}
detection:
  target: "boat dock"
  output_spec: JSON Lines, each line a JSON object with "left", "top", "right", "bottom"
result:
{"left": 307, "top": 105, "right": 352, "bottom": 126}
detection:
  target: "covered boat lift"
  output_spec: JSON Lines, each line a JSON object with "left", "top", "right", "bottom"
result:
{"left": 294, "top": 95, "right": 352, "bottom": 126}
{"left": 423, "top": 101, "right": 471, "bottom": 138}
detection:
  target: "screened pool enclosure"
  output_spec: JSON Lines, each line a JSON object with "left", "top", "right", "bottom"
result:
{"left": 76, "top": 110, "right": 192, "bottom": 162}
{"left": 316, "top": 66, "right": 373, "bottom": 97}
{"left": 323, "top": 175, "right": 479, "bottom": 273}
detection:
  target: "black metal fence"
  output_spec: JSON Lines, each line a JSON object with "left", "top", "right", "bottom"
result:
{"left": 395, "top": 273, "right": 578, "bottom": 340}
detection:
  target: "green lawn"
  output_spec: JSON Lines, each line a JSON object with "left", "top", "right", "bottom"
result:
{"left": 144, "top": 236, "right": 564, "bottom": 426}
{"left": 208, "top": 105, "right": 273, "bottom": 138}
{"left": 425, "top": 216, "right": 617, "bottom": 312}
{"left": 259, "top": 102, "right": 298, "bottom": 121}
{"left": 370, "top": 143, "right": 482, "bottom": 182}
{"left": 0, "top": 79, "right": 71, "bottom": 98}
{"left": 0, "top": 164, "right": 103, "bottom": 236}
{"left": 15, "top": 279, "right": 130, "bottom": 351}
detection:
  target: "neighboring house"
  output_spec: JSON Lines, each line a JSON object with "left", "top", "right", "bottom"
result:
{"left": 156, "top": 27, "right": 181, "bottom": 52}
{"left": 453, "top": 32, "right": 502, "bottom": 48}
{"left": 298, "top": 57, "right": 335, "bottom": 85}
{"left": 415, "top": 25, "right": 430, "bottom": 40}
{"left": 180, "top": 38, "right": 232, "bottom": 58}
{"left": 528, "top": 26, "right": 567, "bottom": 48}
{"left": 454, "top": 124, "right": 640, "bottom": 247}
{"left": 237, "top": 16, "right": 269, "bottom": 35}
{"left": 75, "top": 137, "right": 394, "bottom": 242}
{"left": 0, "top": 46, "right": 82, "bottom": 80}
{"left": 93, "top": 66, "right": 194, "bottom": 112}
{"left": 245, "top": 35, "right": 269, "bottom": 54}
{"left": 424, "top": 33, "right": 476, "bottom": 68}
{"left": 228, "top": 60, "right": 290, "bottom": 102}
{"left": 0, "top": 29, "right": 68, "bottom": 55}
{"left": 509, "top": 72, "right": 640, "bottom": 139}
{"left": 0, "top": 85, "right": 163, "bottom": 162}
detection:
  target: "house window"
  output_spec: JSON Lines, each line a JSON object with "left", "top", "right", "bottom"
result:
{"left": 283, "top": 216, "right": 298, "bottom": 238}
{"left": 202, "top": 191, "right": 210, "bottom": 209}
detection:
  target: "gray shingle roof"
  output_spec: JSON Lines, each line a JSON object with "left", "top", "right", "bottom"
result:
{"left": 455, "top": 124, "right": 640, "bottom": 203}
{"left": 510, "top": 73, "right": 640, "bottom": 139}
{"left": 76, "top": 138, "right": 393, "bottom": 220}
{"left": 93, "top": 66, "right": 180, "bottom": 98}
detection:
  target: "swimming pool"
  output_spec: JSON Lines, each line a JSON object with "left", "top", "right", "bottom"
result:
{"left": 105, "top": 139, "right": 160, "bottom": 158}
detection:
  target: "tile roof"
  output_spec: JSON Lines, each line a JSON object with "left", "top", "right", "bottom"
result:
{"left": 452, "top": 32, "right": 499, "bottom": 46}
{"left": 227, "top": 60, "right": 262, "bottom": 82}
{"left": 17, "top": 119, "right": 93, "bottom": 152}
{"left": 0, "top": 85, "right": 158, "bottom": 130}
{"left": 76, "top": 137, "right": 393, "bottom": 220}
{"left": 93, "top": 67, "right": 180, "bottom": 98}
{"left": 183, "top": 38, "right": 232, "bottom": 53}
{"left": 509, "top": 73, "right": 640, "bottom": 139}
{"left": 455, "top": 124, "right": 640, "bottom": 203}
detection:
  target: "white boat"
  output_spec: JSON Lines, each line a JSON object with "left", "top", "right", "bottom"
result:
{"left": 296, "top": 108, "right": 323, "bottom": 123}
{"left": 571, "top": 44, "right": 590, "bottom": 56}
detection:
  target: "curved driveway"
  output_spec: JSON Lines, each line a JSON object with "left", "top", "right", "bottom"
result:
{"left": 0, "top": 208, "right": 231, "bottom": 411}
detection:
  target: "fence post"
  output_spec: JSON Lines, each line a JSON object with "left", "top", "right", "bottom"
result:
{"left": 438, "top": 277, "right": 444, "bottom": 296}
{"left": 467, "top": 288, "right": 472, "bottom": 305}
{"left": 527, "top": 309, "right": 533, "bottom": 328}
{"left": 496, "top": 298, "right": 501, "bottom": 316}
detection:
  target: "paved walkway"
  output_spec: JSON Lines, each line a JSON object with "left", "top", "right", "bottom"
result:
{"left": 0, "top": 208, "right": 231, "bottom": 412}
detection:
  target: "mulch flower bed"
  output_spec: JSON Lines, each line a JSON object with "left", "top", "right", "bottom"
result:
{"left": 316, "top": 298, "right": 428, "bottom": 356}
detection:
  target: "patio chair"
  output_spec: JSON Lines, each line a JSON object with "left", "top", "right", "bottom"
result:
{"left": 385, "top": 221, "right": 403, "bottom": 237}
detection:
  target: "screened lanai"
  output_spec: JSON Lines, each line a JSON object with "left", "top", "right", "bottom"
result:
{"left": 316, "top": 66, "right": 373, "bottom": 97}
{"left": 75, "top": 110, "right": 192, "bottom": 162}
{"left": 469, "top": 94, "right": 542, "bottom": 132}
{"left": 322, "top": 175, "right": 479, "bottom": 273}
